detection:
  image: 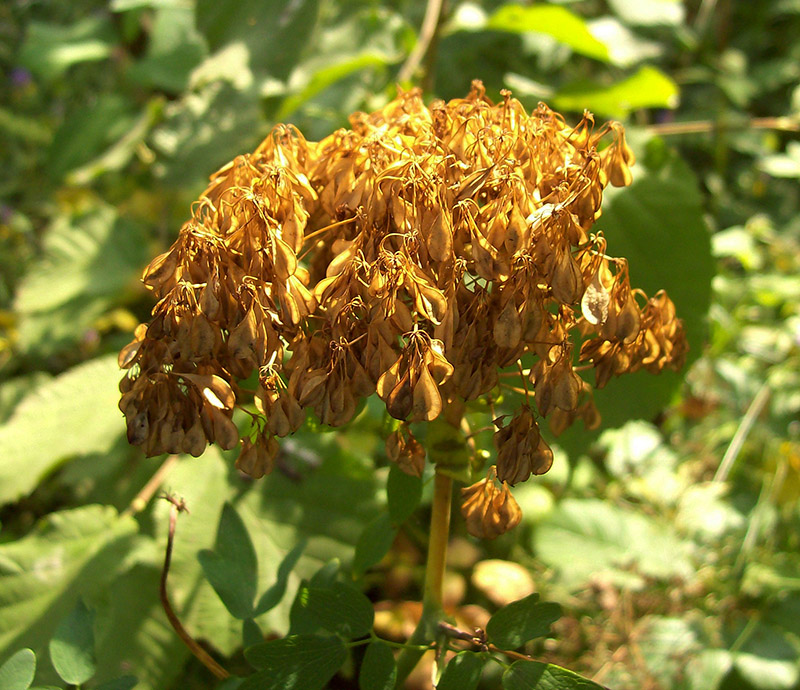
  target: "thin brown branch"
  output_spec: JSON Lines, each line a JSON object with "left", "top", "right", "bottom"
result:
{"left": 160, "top": 495, "right": 230, "bottom": 681}
{"left": 397, "top": 0, "right": 446, "bottom": 85}
{"left": 647, "top": 115, "right": 800, "bottom": 137}
{"left": 121, "top": 454, "right": 180, "bottom": 518}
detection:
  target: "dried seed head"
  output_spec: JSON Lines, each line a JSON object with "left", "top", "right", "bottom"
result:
{"left": 120, "top": 82, "right": 687, "bottom": 524}
{"left": 461, "top": 468, "right": 523, "bottom": 539}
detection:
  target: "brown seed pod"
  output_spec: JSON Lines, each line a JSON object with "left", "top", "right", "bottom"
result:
{"left": 461, "top": 468, "right": 523, "bottom": 539}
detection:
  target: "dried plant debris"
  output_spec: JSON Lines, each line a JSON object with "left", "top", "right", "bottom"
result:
{"left": 120, "top": 81, "right": 687, "bottom": 538}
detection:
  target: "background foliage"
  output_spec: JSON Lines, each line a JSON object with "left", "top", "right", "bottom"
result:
{"left": 1, "top": 0, "right": 799, "bottom": 688}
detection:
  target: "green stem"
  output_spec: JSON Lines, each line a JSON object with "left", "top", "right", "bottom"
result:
{"left": 394, "top": 469, "right": 453, "bottom": 687}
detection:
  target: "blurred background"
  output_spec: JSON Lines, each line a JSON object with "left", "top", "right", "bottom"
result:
{"left": 1, "top": 0, "right": 800, "bottom": 688}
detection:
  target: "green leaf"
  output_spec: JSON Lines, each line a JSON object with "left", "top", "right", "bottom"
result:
{"left": 196, "top": 0, "right": 321, "bottom": 80}
{"left": 487, "top": 5, "right": 610, "bottom": 62}
{"left": 0, "top": 506, "right": 138, "bottom": 674}
{"left": 486, "top": 594, "right": 561, "bottom": 649}
{"left": 733, "top": 623, "right": 799, "bottom": 690}
{"left": 437, "top": 651, "right": 484, "bottom": 690}
{"left": 198, "top": 502, "right": 258, "bottom": 619}
{"left": 242, "top": 618, "right": 262, "bottom": 651}
{"left": 502, "top": 660, "right": 606, "bottom": 689}
{"left": 94, "top": 676, "right": 138, "bottom": 690}
{"left": 534, "top": 499, "right": 694, "bottom": 590}
{"left": 49, "top": 599, "right": 96, "bottom": 685}
{"left": 0, "top": 355, "right": 127, "bottom": 506}
{"left": 353, "top": 514, "right": 397, "bottom": 577}
{"left": 290, "top": 581, "right": 374, "bottom": 639}
{"left": 0, "top": 649, "right": 36, "bottom": 690}
{"left": 359, "top": 641, "right": 396, "bottom": 690}
{"left": 253, "top": 540, "right": 306, "bottom": 616}
{"left": 552, "top": 66, "right": 679, "bottom": 118}
{"left": 243, "top": 634, "right": 346, "bottom": 689}
{"left": 387, "top": 465, "right": 422, "bottom": 526}
{"left": 19, "top": 18, "right": 113, "bottom": 80}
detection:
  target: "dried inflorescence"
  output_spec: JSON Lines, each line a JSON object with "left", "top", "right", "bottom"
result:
{"left": 119, "top": 81, "right": 687, "bottom": 539}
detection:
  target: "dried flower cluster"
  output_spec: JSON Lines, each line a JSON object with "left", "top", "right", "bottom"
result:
{"left": 120, "top": 81, "right": 687, "bottom": 539}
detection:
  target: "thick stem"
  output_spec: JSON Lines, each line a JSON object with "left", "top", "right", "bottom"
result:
{"left": 395, "top": 469, "right": 453, "bottom": 687}
{"left": 424, "top": 470, "right": 452, "bottom": 609}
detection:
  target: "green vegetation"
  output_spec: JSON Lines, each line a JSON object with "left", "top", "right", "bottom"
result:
{"left": 1, "top": 1, "right": 799, "bottom": 688}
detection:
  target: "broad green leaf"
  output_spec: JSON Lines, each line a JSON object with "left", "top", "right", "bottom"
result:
{"left": 437, "top": 651, "right": 484, "bottom": 690}
{"left": 243, "top": 634, "right": 346, "bottom": 689}
{"left": 502, "top": 660, "right": 606, "bottom": 689}
{"left": 290, "top": 581, "right": 373, "bottom": 639}
{"left": 637, "top": 616, "right": 698, "bottom": 686}
{"left": 19, "top": 18, "right": 113, "bottom": 80}
{"left": 552, "top": 66, "right": 679, "bottom": 118}
{"left": 196, "top": 0, "right": 321, "bottom": 80}
{"left": 47, "top": 95, "right": 136, "bottom": 180}
{"left": 387, "top": 465, "right": 422, "bottom": 526}
{"left": 49, "top": 599, "right": 96, "bottom": 685}
{"left": 15, "top": 205, "right": 147, "bottom": 315}
{"left": 93, "top": 676, "right": 138, "bottom": 690}
{"left": 686, "top": 650, "right": 733, "bottom": 690}
{"left": 0, "top": 506, "right": 138, "bottom": 676}
{"left": 0, "top": 649, "right": 36, "bottom": 690}
{"left": 198, "top": 503, "right": 258, "bottom": 619}
{"left": 487, "top": 5, "right": 610, "bottom": 62}
{"left": 253, "top": 541, "right": 306, "bottom": 616}
{"left": 353, "top": 514, "right": 397, "bottom": 577}
{"left": 0, "top": 355, "right": 126, "bottom": 506}
{"left": 534, "top": 499, "right": 693, "bottom": 590}
{"left": 486, "top": 594, "right": 561, "bottom": 649}
{"left": 359, "top": 641, "right": 396, "bottom": 690}
{"left": 127, "top": 7, "right": 207, "bottom": 93}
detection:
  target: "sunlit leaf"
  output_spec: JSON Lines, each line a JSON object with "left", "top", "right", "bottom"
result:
{"left": 487, "top": 5, "right": 610, "bottom": 62}
{"left": 0, "top": 649, "right": 36, "bottom": 690}
{"left": 289, "top": 581, "right": 373, "bottom": 638}
{"left": 0, "top": 355, "right": 126, "bottom": 506}
{"left": 552, "top": 66, "right": 679, "bottom": 117}
{"left": 502, "top": 660, "right": 606, "bottom": 689}
{"left": 19, "top": 18, "right": 113, "bottom": 80}
{"left": 49, "top": 599, "right": 96, "bottom": 685}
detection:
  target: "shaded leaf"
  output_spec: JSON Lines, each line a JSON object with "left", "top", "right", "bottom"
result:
{"left": 387, "top": 465, "right": 422, "bottom": 526}
{"left": 437, "top": 651, "right": 484, "bottom": 690}
{"left": 253, "top": 540, "right": 306, "bottom": 616}
{"left": 502, "top": 660, "right": 606, "bottom": 689}
{"left": 359, "top": 641, "right": 396, "bottom": 690}
{"left": 198, "top": 503, "right": 258, "bottom": 620}
{"left": 353, "top": 514, "right": 396, "bottom": 577}
{"left": 0, "top": 649, "right": 36, "bottom": 690}
{"left": 94, "top": 676, "right": 138, "bottom": 690}
{"left": 486, "top": 594, "right": 561, "bottom": 649}
{"left": 49, "top": 599, "right": 96, "bottom": 685}
{"left": 243, "top": 634, "right": 346, "bottom": 689}
{"left": 290, "top": 581, "right": 373, "bottom": 639}
{"left": 19, "top": 18, "right": 113, "bottom": 80}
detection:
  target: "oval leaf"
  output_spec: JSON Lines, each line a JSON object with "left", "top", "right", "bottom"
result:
{"left": 353, "top": 514, "right": 397, "bottom": 577}
{"left": 359, "top": 641, "right": 396, "bottom": 690}
{"left": 243, "top": 634, "right": 346, "bottom": 690}
{"left": 0, "top": 649, "right": 36, "bottom": 690}
{"left": 502, "top": 660, "right": 606, "bottom": 689}
{"left": 437, "top": 651, "right": 484, "bottom": 690}
{"left": 198, "top": 502, "right": 257, "bottom": 619}
{"left": 290, "top": 581, "right": 374, "bottom": 639}
{"left": 486, "top": 593, "right": 561, "bottom": 649}
{"left": 49, "top": 598, "right": 96, "bottom": 685}
{"left": 387, "top": 465, "right": 422, "bottom": 526}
